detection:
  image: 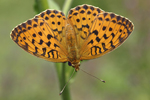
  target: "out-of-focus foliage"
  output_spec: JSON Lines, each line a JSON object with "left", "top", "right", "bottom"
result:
{"left": 0, "top": 0, "right": 149, "bottom": 100}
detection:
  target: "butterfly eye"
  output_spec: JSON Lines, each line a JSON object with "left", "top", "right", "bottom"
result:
{"left": 68, "top": 61, "right": 72, "bottom": 66}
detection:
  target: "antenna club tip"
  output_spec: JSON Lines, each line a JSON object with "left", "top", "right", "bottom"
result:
{"left": 59, "top": 92, "right": 62, "bottom": 95}
{"left": 102, "top": 80, "right": 106, "bottom": 83}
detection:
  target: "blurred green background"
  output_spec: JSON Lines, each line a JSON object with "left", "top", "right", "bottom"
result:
{"left": 0, "top": 0, "right": 150, "bottom": 100}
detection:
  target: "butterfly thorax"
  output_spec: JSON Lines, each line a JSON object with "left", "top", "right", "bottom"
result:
{"left": 66, "top": 23, "right": 80, "bottom": 71}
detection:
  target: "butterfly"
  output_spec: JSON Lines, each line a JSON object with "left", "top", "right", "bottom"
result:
{"left": 10, "top": 4, "right": 134, "bottom": 71}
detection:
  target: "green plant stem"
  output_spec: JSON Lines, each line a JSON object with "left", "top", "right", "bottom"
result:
{"left": 62, "top": 0, "right": 73, "bottom": 15}
{"left": 55, "top": 63, "right": 71, "bottom": 99}
{"left": 56, "top": 0, "right": 73, "bottom": 100}
{"left": 34, "top": 0, "right": 73, "bottom": 100}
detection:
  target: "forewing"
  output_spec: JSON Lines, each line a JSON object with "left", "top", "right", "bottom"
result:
{"left": 10, "top": 10, "right": 68, "bottom": 62}
{"left": 67, "top": 4, "right": 104, "bottom": 49}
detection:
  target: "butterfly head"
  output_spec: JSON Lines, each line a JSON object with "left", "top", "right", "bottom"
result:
{"left": 71, "top": 62, "right": 80, "bottom": 72}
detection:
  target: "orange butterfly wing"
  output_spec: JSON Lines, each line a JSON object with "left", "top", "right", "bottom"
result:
{"left": 10, "top": 10, "right": 69, "bottom": 62}
{"left": 67, "top": 4, "right": 104, "bottom": 49}
{"left": 80, "top": 12, "right": 134, "bottom": 60}
{"left": 67, "top": 4, "right": 133, "bottom": 60}
{"left": 10, "top": 4, "right": 134, "bottom": 64}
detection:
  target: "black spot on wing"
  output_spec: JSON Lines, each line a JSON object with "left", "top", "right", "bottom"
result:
{"left": 117, "top": 16, "right": 121, "bottom": 21}
{"left": 33, "top": 33, "right": 36, "bottom": 37}
{"left": 41, "top": 48, "right": 46, "bottom": 56}
{"left": 102, "top": 26, "right": 106, "bottom": 31}
{"left": 83, "top": 4, "right": 88, "bottom": 10}
{"left": 33, "top": 24, "right": 37, "bottom": 27}
{"left": 111, "top": 33, "right": 115, "bottom": 38}
{"left": 97, "top": 8, "right": 101, "bottom": 13}
{"left": 102, "top": 43, "right": 108, "bottom": 51}
{"left": 92, "top": 30, "right": 98, "bottom": 35}
{"left": 38, "top": 31, "right": 42, "bottom": 36}
{"left": 46, "top": 41, "right": 51, "bottom": 47}
{"left": 75, "top": 6, "right": 81, "bottom": 10}
{"left": 46, "top": 10, "right": 51, "bottom": 15}
{"left": 82, "top": 24, "right": 89, "bottom": 29}
{"left": 32, "top": 39, "right": 35, "bottom": 44}
{"left": 40, "top": 12, "right": 45, "bottom": 17}
{"left": 87, "top": 11, "right": 91, "bottom": 14}
{"left": 109, "top": 27, "right": 112, "bottom": 31}
{"left": 110, "top": 41, "right": 115, "bottom": 48}
{"left": 45, "top": 16, "right": 49, "bottom": 20}
{"left": 96, "top": 37, "right": 100, "bottom": 42}
{"left": 105, "top": 18, "right": 109, "bottom": 21}
{"left": 88, "top": 39, "right": 94, "bottom": 45}
{"left": 69, "top": 10, "right": 73, "bottom": 14}
{"left": 103, "top": 13, "right": 108, "bottom": 17}
{"left": 90, "top": 6, "right": 94, "bottom": 11}
{"left": 73, "top": 12, "right": 78, "bottom": 15}
{"left": 54, "top": 43, "right": 60, "bottom": 48}
{"left": 39, "top": 39, "right": 43, "bottom": 45}
{"left": 22, "top": 23, "right": 26, "bottom": 28}
{"left": 53, "top": 10, "right": 58, "bottom": 14}
{"left": 112, "top": 20, "right": 116, "bottom": 23}
{"left": 103, "top": 34, "right": 108, "bottom": 39}
{"left": 110, "top": 13, "right": 115, "bottom": 19}
{"left": 27, "top": 20, "right": 32, "bottom": 25}
{"left": 34, "top": 19, "right": 38, "bottom": 22}
{"left": 50, "top": 14, "right": 55, "bottom": 18}
{"left": 80, "top": 10, "right": 85, "bottom": 14}
{"left": 40, "top": 22, "right": 44, "bottom": 26}
{"left": 47, "top": 34, "right": 53, "bottom": 39}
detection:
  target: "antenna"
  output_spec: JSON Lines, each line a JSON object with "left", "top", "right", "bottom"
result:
{"left": 80, "top": 68, "right": 105, "bottom": 83}
{"left": 59, "top": 69, "right": 75, "bottom": 95}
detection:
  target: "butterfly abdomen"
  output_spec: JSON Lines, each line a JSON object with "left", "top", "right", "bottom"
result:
{"left": 65, "top": 24, "right": 80, "bottom": 70}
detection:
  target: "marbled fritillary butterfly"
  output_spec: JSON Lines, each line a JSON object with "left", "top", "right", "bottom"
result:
{"left": 10, "top": 4, "right": 134, "bottom": 71}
